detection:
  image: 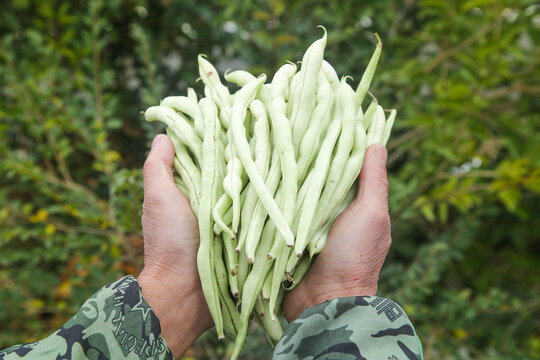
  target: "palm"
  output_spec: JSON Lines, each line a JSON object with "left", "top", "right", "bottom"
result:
{"left": 142, "top": 186, "right": 200, "bottom": 279}
{"left": 283, "top": 144, "right": 391, "bottom": 321}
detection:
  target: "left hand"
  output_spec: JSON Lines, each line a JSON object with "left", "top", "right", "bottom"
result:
{"left": 137, "top": 134, "right": 212, "bottom": 358}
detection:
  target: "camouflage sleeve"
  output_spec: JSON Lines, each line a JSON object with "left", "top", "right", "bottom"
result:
{"left": 271, "top": 296, "right": 424, "bottom": 360}
{"left": 0, "top": 276, "right": 173, "bottom": 360}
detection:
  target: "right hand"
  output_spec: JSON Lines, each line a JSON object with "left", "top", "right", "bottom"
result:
{"left": 283, "top": 144, "right": 392, "bottom": 322}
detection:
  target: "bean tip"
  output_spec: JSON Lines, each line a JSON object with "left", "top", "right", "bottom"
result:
{"left": 316, "top": 25, "right": 327, "bottom": 40}
{"left": 247, "top": 257, "right": 254, "bottom": 264}
{"left": 296, "top": 252, "right": 303, "bottom": 258}
{"left": 218, "top": 335, "right": 225, "bottom": 341}
{"left": 233, "top": 290, "right": 239, "bottom": 297}
{"left": 286, "top": 272, "right": 294, "bottom": 283}
{"left": 374, "top": 33, "right": 382, "bottom": 46}
{"left": 266, "top": 253, "right": 275, "bottom": 261}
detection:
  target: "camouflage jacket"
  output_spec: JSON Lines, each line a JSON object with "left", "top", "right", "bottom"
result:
{"left": 0, "top": 276, "right": 423, "bottom": 360}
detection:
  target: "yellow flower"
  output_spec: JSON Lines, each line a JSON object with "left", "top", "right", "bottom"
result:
{"left": 30, "top": 209, "right": 48, "bottom": 223}
{"left": 45, "top": 224, "right": 56, "bottom": 235}
{"left": 453, "top": 328, "right": 467, "bottom": 339}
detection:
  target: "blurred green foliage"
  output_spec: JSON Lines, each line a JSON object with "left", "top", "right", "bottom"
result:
{"left": 1, "top": 0, "right": 539, "bottom": 358}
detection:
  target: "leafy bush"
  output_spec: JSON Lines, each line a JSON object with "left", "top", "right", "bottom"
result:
{"left": 1, "top": 0, "right": 539, "bottom": 358}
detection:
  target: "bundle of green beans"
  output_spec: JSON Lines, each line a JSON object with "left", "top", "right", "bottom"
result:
{"left": 144, "top": 27, "right": 396, "bottom": 359}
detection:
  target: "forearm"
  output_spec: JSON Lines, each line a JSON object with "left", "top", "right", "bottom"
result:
{"left": 272, "top": 296, "right": 423, "bottom": 360}
{"left": 0, "top": 276, "right": 173, "bottom": 360}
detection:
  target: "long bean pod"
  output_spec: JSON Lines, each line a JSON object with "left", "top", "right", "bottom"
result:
{"left": 197, "top": 97, "right": 224, "bottom": 339}
{"left": 293, "top": 112, "right": 342, "bottom": 257}
{"left": 161, "top": 95, "right": 204, "bottom": 137}
{"left": 231, "top": 75, "right": 295, "bottom": 246}
{"left": 355, "top": 33, "right": 382, "bottom": 108}
{"left": 290, "top": 27, "right": 327, "bottom": 155}
{"left": 145, "top": 106, "right": 203, "bottom": 163}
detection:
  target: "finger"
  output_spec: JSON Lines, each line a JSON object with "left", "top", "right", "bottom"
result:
{"left": 143, "top": 134, "right": 178, "bottom": 198}
{"left": 355, "top": 144, "right": 389, "bottom": 209}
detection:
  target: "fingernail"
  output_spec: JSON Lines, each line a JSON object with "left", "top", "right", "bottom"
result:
{"left": 152, "top": 135, "right": 163, "bottom": 147}
{"left": 369, "top": 144, "right": 387, "bottom": 166}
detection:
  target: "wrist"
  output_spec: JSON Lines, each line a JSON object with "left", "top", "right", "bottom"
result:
{"left": 284, "top": 275, "right": 378, "bottom": 322}
{"left": 138, "top": 267, "right": 212, "bottom": 358}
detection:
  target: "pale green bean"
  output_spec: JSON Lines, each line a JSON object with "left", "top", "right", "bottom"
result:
{"left": 382, "top": 109, "right": 397, "bottom": 146}
{"left": 290, "top": 28, "right": 327, "bottom": 155}
{"left": 161, "top": 95, "right": 204, "bottom": 137}
{"left": 293, "top": 112, "right": 342, "bottom": 256}
{"left": 231, "top": 75, "right": 295, "bottom": 246}
{"left": 355, "top": 34, "right": 382, "bottom": 108}
{"left": 197, "top": 97, "right": 224, "bottom": 339}
{"left": 144, "top": 105, "right": 203, "bottom": 163}
{"left": 366, "top": 104, "right": 386, "bottom": 146}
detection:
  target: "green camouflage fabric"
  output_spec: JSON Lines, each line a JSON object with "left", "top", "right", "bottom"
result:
{"left": 271, "top": 296, "right": 424, "bottom": 360}
{"left": 1, "top": 279, "right": 422, "bottom": 360}
{"left": 0, "top": 276, "right": 173, "bottom": 360}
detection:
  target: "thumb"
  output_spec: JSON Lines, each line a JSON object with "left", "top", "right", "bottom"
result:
{"left": 143, "top": 134, "right": 177, "bottom": 200}
{"left": 355, "top": 144, "right": 389, "bottom": 210}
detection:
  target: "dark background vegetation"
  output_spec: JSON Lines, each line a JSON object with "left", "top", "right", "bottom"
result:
{"left": 1, "top": 0, "right": 539, "bottom": 358}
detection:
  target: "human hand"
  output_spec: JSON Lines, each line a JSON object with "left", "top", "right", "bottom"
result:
{"left": 283, "top": 144, "right": 392, "bottom": 322}
{"left": 137, "top": 134, "right": 212, "bottom": 358}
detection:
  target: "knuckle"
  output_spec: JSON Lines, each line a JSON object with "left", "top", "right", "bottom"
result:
{"left": 143, "top": 156, "right": 159, "bottom": 179}
{"left": 369, "top": 210, "right": 390, "bottom": 230}
{"left": 143, "top": 190, "right": 168, "bottom": 211}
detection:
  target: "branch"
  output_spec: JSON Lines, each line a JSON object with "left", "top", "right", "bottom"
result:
{"left": 425, "top": 16, "right": 504, "bottom": 74}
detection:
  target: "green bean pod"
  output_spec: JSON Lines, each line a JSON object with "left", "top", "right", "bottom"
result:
{"left": 236, "top": 99, "right": 271, "bottom": 254}
{"left": 187, "top": 87, "right": 198, "bottom": 103}
{"left": 214, "top": 239, "right": 241, "bottom": 338}
{"left": 197, "top": 97, "right": 224, "bottom": 339}
{"left": 174, "top": 176, "right": 188, "bottom": 197}
{"left": 312, "top": 121, "right": 367, "bottom": 237}
{"left": 362, "top": 99, "right": 378, "bottom": 130}
{"left": 223, "top": 139, "right": 244, "bottom": 234}
{"left": 309, "top": 79, "right": 356, "bottom": 232}
{"left": 308, "top": 185, "right": 356, "bottom": 257}
{"left": 244, "top": 149, "right": 281, "bottom": 263}
{"left": 222, "top": 232, "right": 240, "bottom": 296}
{"left": 296, "top": 73, "right": 334, "bottom": 183}
{"left": 284, "top": 254, "right": 312, "bottom": 290}
{"left": 161, "top": 95, "right": 204, "bottom": 137}
{"left": 231, "top": 75, "right": 295, "bottom": 247}
{"left": 230, "top": 220, "right": 276, "bottom": 360}
{"left": 382, "top": 109, "right": 397, "bottom": 146}
{"left": 290, "top": 27, "right": 327, "bottom": 155}
{"left": 261, "top": 266, "right": 273, "bottom": 300}
{"left": 256, "top": 298, "right": 283, "bottom": 345}
{"left": 268, "top": 63, "right": 298, "bottom": 250}
{"left": 198, "top": 55, "right": 232, "bottom": 125}
{"left": 268, "top": 242, "right": 291, "bottom": 321}
{"left": 167, "top": 130, "right": 201, "bottom": 211}
{"left": 144, "top": 106, "right": 203, "bottom": 163}
{"left": 212, "top": 194, "right": 234, "bottom": 237}
{"left": 293, "top": 112, "right": 342, "bottom": 257}
{"left": 224, "top": 69, "right": 256, "bottom": 86}
{"left": 366, "top": 105, "right": 386, "bottom": 146}
{"left": 355, "top": 34, "right": 382, "bottom": 108}
{"left": 321, "top": 60, "right": 340, "bottom": 90}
